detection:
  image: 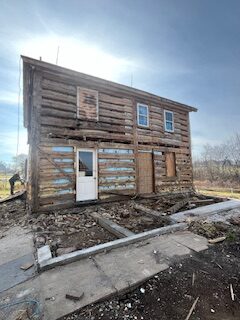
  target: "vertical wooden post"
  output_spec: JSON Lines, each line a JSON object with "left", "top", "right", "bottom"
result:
{"left": 187, "top": 112, "right": 194, "bottom": 190}
{"left": 30, "top": 70, "right": 42, "bottom": 213}
{"left": 132, "top": 97, "right": 139, "bottom": 195}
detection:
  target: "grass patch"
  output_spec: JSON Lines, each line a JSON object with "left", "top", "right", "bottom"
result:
{"left": 196, "top": 188, "right": 240, "bottom": 200}
{"left": 0, "top": 174, "right": 23, "bottom": 198}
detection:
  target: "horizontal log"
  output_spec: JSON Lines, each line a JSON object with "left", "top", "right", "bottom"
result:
{"left": 99, "top": 101, "right": 132, "bottom": 113}
{"left": 99, "top": 93, "right": 132, "bottom": 107}
{"left": 99, "top": 171, "right": 136, "bottom": 177}
{"left": 42, "top": 89, "right": 76, "bottom": 104}
{"left": 99, "top": 109, "right": 133, "bottom": 120}
{"left": 98, "top": 161, "right": 135, "bottom": 168}
{"left": 39, "top": 193, "right": 75, "bottom": 205}
{"left": 98, "top": 153, "right": 134, "bottom": 159}
{"left": 42, "top": 78, "right": 77, "bottom": 95}
{"left": 99, "top": 178, "right": 135, "bottom": 186}
{"left": 42, "top": 98, "right": 76, "bottom": 112}
{"left": 41, "top": 107, "right": 76, "bottom": 120}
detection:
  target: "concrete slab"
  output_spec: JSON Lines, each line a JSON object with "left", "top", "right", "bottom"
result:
{"left": 40, "top": 257, "right": 115, "bottom": 320}
{"left": 0, "top": 253, "right": 35, "bottom": 293}
{"left": 170, "top": 231, "right": 209, "bottom": 252}
{"left": 40, "top": 231, "right": 208, "bottom": 319}
{"left": 39, "top": 223, "right": 187, "bottom": 271}
{"left": 0, "top": 226, "right": 33, "bottom": 265}
{"left": 171, "top": 200, "right": 240, "bottom": 223}
{"left": 206, "top": 208, "right": 240, "bottom": 224}
{"left": 94, "top": 236, "right": 189, "bottom": 293}
{"left": 0, "top": 276, "right": 41, "bottom": 320}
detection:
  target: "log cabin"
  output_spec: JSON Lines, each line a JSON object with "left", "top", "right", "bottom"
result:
{"left": 22, "top": 56, "right": 197, "bottom": 213}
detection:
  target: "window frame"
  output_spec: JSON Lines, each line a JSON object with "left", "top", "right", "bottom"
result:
{"left": 164, "top": 110, "right": 174, "bottom": 133}
{"left": 137, "top": 103, "right": 149, "bottom": 127}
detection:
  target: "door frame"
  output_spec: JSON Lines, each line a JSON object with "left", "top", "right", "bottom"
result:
{"left": 76, "top": 148, "right": 98, "bottom": 201}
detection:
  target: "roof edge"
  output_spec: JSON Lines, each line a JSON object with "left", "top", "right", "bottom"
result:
{"left": 21, "top": 55, "right": 198, "bottom": 112}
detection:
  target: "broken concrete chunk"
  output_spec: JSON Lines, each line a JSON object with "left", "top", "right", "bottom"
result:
{"left": 208, "top": 236, "right": 226, "bottom": 244}
{"left": 35, "top": 235, "right": 46, "bottom": 245}
{"left": 20, "top": 262, "right": 34, "bottom": 271}
{"left": 65, "top": 290, "right": 84, "bottom": 301}
{"left": 37, "top": 245, "right": 52, "bottom": 263}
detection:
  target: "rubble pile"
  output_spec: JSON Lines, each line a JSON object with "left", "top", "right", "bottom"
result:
{"left": 31, "top": 209, "right": 116, "bottom": 256}
{"left": 0, "top": 199, "right": 27, "bottom": 234}
{"left": 97, "top": 201, "right": 167, "bottom": 233}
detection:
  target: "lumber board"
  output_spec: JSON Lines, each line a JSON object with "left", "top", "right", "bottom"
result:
{"left": 89, "top": 212, "right": 135, "bottom": 238}
{"left": 133, "top": 203, "right": 170, "bottom": 223}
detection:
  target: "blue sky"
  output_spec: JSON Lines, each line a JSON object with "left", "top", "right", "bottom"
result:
{"left": 0, "top": 0, "right": 240, "bottom": 163}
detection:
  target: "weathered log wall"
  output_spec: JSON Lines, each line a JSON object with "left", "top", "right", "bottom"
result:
{"left": 23, "top": 59, "right": 194, "bottom": 212}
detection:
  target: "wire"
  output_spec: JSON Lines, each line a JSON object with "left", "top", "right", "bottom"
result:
{"left": 0, "top": 299, "right": 41, "bottom": 319}
{"left": 16, "top": 56, "right": 22, "bottom": 164}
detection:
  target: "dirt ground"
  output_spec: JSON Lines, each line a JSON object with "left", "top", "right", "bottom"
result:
{"left": 64, "top": 232, "right": 240, "bottom": 320}
{"left": 0, "top": 197, "right": 27, "bottom": 236}
{"left": 31, "top": 209, "right": 116, "bottom": 257}
{"left": 0, "top": 192, "right": 226, "bottom": 257}
{"left": 87, "top": 194, "right": 222, "bottom": 234}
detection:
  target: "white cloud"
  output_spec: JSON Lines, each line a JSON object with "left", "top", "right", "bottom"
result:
{"left": 16, "top": 35, "right": 139, "bottom": 82}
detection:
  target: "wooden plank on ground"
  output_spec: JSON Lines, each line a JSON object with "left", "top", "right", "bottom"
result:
{"left": 133, "top": 203, "right": 170, "bottom": 223}
{"left": 89, "top": 212, "right": 135, "bottom": 238}
{"left": 166, "top": 199, "right": 190, "bottom": 215}
{"left": 0, "top": 190, "right": 26, "bottom": 203}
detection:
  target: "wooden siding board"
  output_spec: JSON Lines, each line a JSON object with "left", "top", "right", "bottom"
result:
{"left": 23, "top": 60, "right": 195, "bottom": 211}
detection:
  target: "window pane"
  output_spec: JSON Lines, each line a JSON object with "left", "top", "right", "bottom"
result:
{"left": 139, "top": 105, "right": 148, "bottom": 116}
{"left": 139, "top": 115, "right": 148, "bottom": 126}
{"left": 79, "top": 151, "right": 93, "bottom": 176}
{"left": 165, "top": 112, "right": 173, "bottom": 121}
{"left": 166, "top": 121, "right": 173, "bottom": 131}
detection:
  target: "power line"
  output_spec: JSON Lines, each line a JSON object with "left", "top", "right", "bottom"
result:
{"left": 16, "top": 56, "right": 22, "bottom": 161}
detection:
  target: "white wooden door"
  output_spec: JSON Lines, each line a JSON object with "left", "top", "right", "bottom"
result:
{"left": 76, "top": 149, "right": 97, "bottom": 201}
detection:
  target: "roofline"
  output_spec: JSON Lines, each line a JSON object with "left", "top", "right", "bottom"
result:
{"left": 21, "top": 55, "right": 197, "bottom": 113}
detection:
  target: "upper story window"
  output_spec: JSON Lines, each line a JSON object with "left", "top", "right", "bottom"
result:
{"left": 77, "top": 87, "right": 99, "bottom": 121}
{"left": 137, "top": 103, "right": 149, "bottom": 127}
{"left": 164, "top": 110, "right": 174, "bottom": 132}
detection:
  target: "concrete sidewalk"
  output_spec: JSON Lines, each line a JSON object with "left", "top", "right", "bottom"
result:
{"left": 171, "top": 199, "right": 240, "bottom": 223}
{"left": 40, "top": 230, "right": 208, "bottom": 320}
{"left": 0, "top": 226, "right": 36, "bottom": 293}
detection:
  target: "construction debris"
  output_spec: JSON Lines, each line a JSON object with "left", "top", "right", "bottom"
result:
{"left": 208, "top": 236, "right": 226, "bottom": 244}
{"left": 166, "top": 199, "right": 190, "bottom": 215}
{"left": 20, "top": 262, "right": 34, "bottom": 271}
{"left": 230, "top": 284, "right": 235, "bottom": 301}
{"left": 0, "top": 190, "right": 26, "bottom": 204}
{"left": 133, "top": 203, "right": 169, "bottom": 221}
{"left": 185, "top": 297, "right": 199, "bottom": 320}
{"left": 13, "top": 309, "right": 30, "bottom": 320}
{"left": 65, "top": 291, "right": 84, "bottom": 302}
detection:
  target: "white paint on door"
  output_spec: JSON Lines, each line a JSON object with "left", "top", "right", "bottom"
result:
{"left": 76, "top": 149, "right": 97, "bottom": 201}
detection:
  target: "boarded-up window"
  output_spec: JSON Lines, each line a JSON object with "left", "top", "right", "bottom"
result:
{"left": 165, "top": 152, "right": 176, "bottom": 177}
{"left": 77, "top": 87, "right": 98, "bottom": 121}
